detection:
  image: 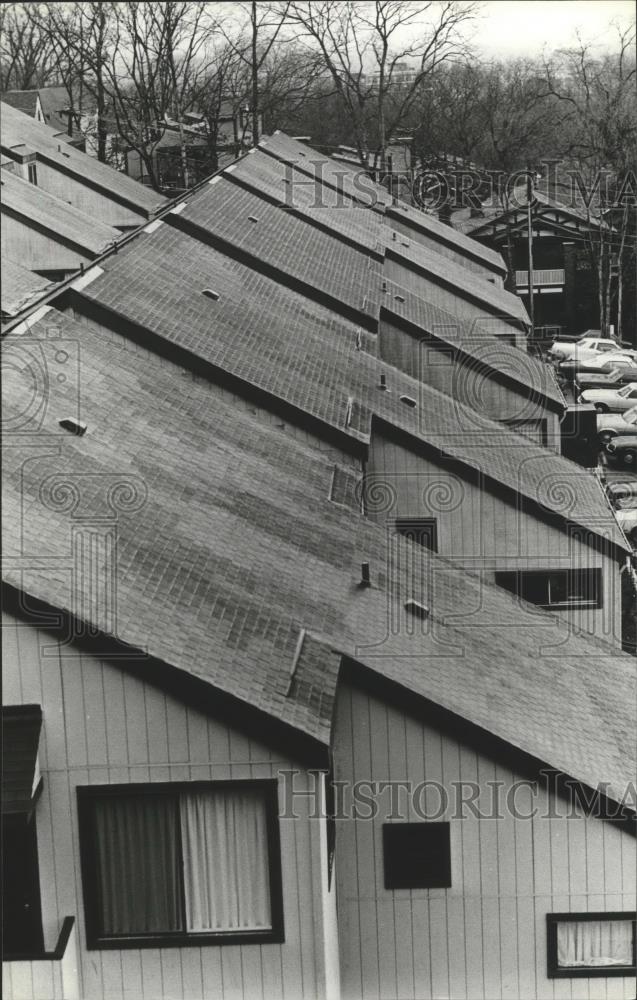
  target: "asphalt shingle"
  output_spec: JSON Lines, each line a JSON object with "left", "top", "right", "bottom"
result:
{"left": 2, "top": 311, "right": 634, "bottom": 802}
{"left": 76, "top": 221, "right": 626, "bottom": 551}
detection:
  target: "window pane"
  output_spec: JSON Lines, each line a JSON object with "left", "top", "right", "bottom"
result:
{"left": 557, "top": 919, "right": 633, "bottom": 968}
{"left": 93, "top": 795, "right": 182, "bottom": 935}
{"left": 180, "top": 787, "right": 272, "bottom": 932}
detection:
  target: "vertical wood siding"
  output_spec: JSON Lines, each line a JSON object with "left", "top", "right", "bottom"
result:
{"left": 366, "top": 432, "right": 621, "bottom": 644}
{"left": 33, "top": 162, "right": 146, "bottom": 230}
{"left": 379, "top": 320, "right": 561, "bottom": 452}
{"left": 384, "top": 259, "right": 525, "bottom": 346}
{"left": 334, "top": 682, "right": 636, "bottom": 1000}
{"left": 389, "top": 219, "right": 499, "bottom": 282}
{"left": 2, "top": 611, "right": 330, "bottom": 1000}
{"left": 4, "top": 921, "right": 79, "bottom": 1000}
{"left": 0, "top": 214, "right": 89, "bottom": 272}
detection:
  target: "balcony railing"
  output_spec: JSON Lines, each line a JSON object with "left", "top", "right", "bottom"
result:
{"left": 3, "top": 917, "right": 78, "bottom": 1000}
{"left": 515, "top": 268, "right": 566, "bottom": 288}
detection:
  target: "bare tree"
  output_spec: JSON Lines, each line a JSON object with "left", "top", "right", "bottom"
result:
{"left": 543, "top": 26, "right": 637, "bottom": 338}
{"left": 213, "top": 1, "right": 292, "bottom": 145}
{"left": 0, "top": 3, "right": 58, "bottom": 91}
{"left": 282, "top": 0, "right": 478, "bottom": 170}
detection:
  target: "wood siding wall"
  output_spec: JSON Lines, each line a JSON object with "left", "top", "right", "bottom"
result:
{"left": 366, "top": 432, "right": 621, "bottom": 644}
{"left": 1, "top": 214, "right": 89, "bottom": 272}
{"left": 333, "top": 681, "right": 636, "bottom": 1000}
{"left": 390, "top": 219, "right": 501, "bottom": 283}
{"left": 384, "top": 259, "right": 525, "bottom": 346}
{"left": 32, "top": 162, "right": 146, "bottom": 230}
{"left": 2, "top": 611, "right": 333, "bottom": 1000}
{"left": 4, "top": 920, "right": 80, "bottom": 1000}
{"left": 378, "top": 320, "right": 561, "bottom": 452}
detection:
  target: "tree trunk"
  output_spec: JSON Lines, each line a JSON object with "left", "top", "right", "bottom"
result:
{"left": 251, "top": 1, "right": 259, "bottom": 146}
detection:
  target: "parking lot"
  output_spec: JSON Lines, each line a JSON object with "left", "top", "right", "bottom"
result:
{"left": 540, "top": 343, "right": 637, "bottom": 547}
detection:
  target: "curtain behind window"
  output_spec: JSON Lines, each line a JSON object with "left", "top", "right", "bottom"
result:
{"left": 180, "top": 787, "right": 271, "bottom": 932}
{"left": 557, "top": 919, "right": 633, "bottom": 967}
{"left": 94, "top": 795, "right": 183, "bottom": 935}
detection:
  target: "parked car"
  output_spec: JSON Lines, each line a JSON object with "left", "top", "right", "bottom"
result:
{"left": 576, "top": 366, "right": 637, "bottom": 392}
{"left": 549, "top": 336, "right": 620, "bottom": 361}
{"left": 615, "top": 507, "right": 637, "bottom": 546}
{"left": 606, "top": 480, "right": 637, "bottom": 506}
{"left": 597, "top": 405, "right": 637, "bottom": 444}
{"left": 558, "top": 355, "right": 636, "bottom": 380}
{"left": 579, "top": 382, "right": 637, "bottom": 412}
{"left": 605, "top": 435, "right": 637, "bottom": 467}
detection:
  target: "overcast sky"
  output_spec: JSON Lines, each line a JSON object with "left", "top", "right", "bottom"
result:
{"left": 468, "top": 1, "right": 635, "bottom": 55}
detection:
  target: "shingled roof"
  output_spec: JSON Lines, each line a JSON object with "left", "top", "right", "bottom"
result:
{"left": 260, "top": 132, "right": 507, "bottom": 275}
{"left": 175, "top": 170, "right": 529, "bottom": 346}
{"left": 72, "top": 219, "right": 625, "bottom": 551}
{"left": 217, "top": 150, "right": 557, "bottom": 407}
{"left": 1, "top": 256, "right": 54, "bottom": 319}
{"left": 3, "top": 312, "right": 634, "bottom": 805}
{"left": 1, "top": 90, "right": 42, "bottom": 118}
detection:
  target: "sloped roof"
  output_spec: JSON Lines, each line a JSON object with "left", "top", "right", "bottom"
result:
{"left": 74, "top": 220, "right": 625, "bottom": 551}
{"left": 460, "top": 187, "right": 605, "bottom": 241}
{"left": 1, "top": 256, "right": 54, "bottom": 318}
{"left": 2, "top": 311, "right": 634, "bottom": 803}
{"left": 385, "top": 200, "right": 506, "bottom": 275}
{"left": 178, "top": 176, "right": 382, "bottom": 324}
{"left": 228, "top": 148, "right": 504, "bottom": 283}
{"left": 1, "top": 169, "right": 121, "bottom": 257}
{"left": 36, "top": 85, "right": 73, "bottom": 133}
{"left": 0, "top": 101, "right": 164, "bottom": 218}
{"left": 386, "top": 237, "right": 529, "bottom": 325}
{"left": 1, "top": 90, "right": 41, "bottom": 117}
{"left": 177, "top": 158, "right": 549, "bottom": 403}
{"left": 179, "top": 171, "right": 526, "bottom": 340}
{"left": 260, "top": 132, "right": 506, "bottom": 275}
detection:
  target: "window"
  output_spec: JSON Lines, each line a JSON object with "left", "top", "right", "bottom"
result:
{"left": 547, "top": 913, "right": 636, "bottom": 978}
{"left": 494, "top": 569, "right": 602, "bottom": 610}
{"left": 395, "top": 517, "right": 438, "bottom": 552}
{"left": 78, "top": 781, "right": 283, "bottom": 948}
{"left": 383, "top": 822, "right": 451, "bottom": 889}
{"left": 27, "top": 162, "right": 38, "bottom": 185}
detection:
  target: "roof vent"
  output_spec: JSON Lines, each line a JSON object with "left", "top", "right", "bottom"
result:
{"left": 344, "top": 396, "right": 354, "bottom": 427}
{"left": 405, "top": 599, "right": 429, "bottom": 619}
{"left": 248, "top": 215, "right": 259, "bottom": 223}
{"left": 359, "top": 562, "right": 371, "bottom": 587}
{"left": 59, "top": 417, "right": 87, "bottom": 436}
{"left": 399, "top": 394, "right": 417, "bottom": 408}
{"left": 394, "top": 294, "right": 405, "bottom": 303}
{"left": 378, "top": 373, "right": 388, "bottom": 391}
{"left": 202, "top": 289, "right": 220, "bottom": 301}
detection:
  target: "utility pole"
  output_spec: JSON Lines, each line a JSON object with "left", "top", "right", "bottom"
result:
{"left": 526, "top": 167, "right": 535, "bottom": 340}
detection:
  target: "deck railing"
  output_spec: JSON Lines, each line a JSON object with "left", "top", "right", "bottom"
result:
{"left": 515, "top": 268, "right": 566, "bottom": 287}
